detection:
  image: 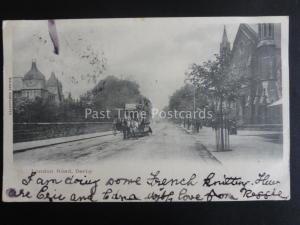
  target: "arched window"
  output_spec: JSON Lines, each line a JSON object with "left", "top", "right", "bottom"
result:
{"left": 268, "top": 24, "right": 274, "bottom": 38}
{"left": 263, "top": 24, "right": 267, "bottom": 38}
{"left": 258, "top": 24, "right": 262, "bottom": 39}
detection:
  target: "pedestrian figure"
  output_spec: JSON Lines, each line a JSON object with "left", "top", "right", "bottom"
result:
{"left": 122, "top": 118, "right": 128, "bottom": 139}
{"left": 211, "top": 118, "right": 217, "bottom": 131}
{"left": 140, "top": 118, "right": 145, "bottom": 132}
{"left": 195, "top": 120, "right": 200, "bottom": 133}
{"left": 130, "top": 119, "right": 138, "bottom": 138}
{"left": 126, "top": 118, "right": 131, "bottom": 138}
{"left": 229, "top": 119, "right": 237, "bottom": 135}
{"left": 112, "top": 116, "right": 118, "bottom": 136}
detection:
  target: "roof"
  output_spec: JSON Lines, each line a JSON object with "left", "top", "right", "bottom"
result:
{"left": 230, "top": 24, "right": 258, "bottom": 59}
{"left": 23, "top": 61, "right": 45, "bottom": 80}
{"left": 125, "top": 103, "right": 137, "bottom": 110}
{"left": 268, "top": 98, "right": 282, "bottom": 107}
{"left": 248, "top": 24, "right": 258, "bottom": 33}
{"left": 221, "top": 25, "right": 229, "bottom": 44}
{"left": 47, "top": 72, "right": 59, "bottom": 86}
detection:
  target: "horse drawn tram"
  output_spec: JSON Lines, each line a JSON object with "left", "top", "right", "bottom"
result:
{"left": 113, "top": 102, "right": 152, "bottom": 139}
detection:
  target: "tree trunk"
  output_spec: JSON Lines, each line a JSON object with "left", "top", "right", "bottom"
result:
{"left": 220, "top": 96, "right": 224, "bottom": 151}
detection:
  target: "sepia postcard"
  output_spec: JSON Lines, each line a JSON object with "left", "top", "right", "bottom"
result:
{"left": 2, "top": 17, "right": 290, "bottom": 202}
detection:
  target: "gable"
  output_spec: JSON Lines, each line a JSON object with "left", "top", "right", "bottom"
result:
{"left": 229, "top": 24, "right": 258, "bottom": 79}
{"left": 231, "top": 24, "right": 258, "bottom": 59}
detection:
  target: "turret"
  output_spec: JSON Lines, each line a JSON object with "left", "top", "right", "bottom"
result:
{"left": 257, "top": 23, "right": 275, "bottom": 48}
{"left": 220, "top": 25, "right": 231, "bottom": 65}
{"left": 257, "top": 23, "right": 276, "bottom": 81}
{"left": 46, "top": 72, "right": 63, "bottom": 103}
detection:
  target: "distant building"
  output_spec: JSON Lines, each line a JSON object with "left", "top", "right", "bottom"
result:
{"left": 46, "top": 72, "right": 64, "bottom": 103}
{"left": 13, "top": 61, "right": 64, "bottom": 104}
{"left": 221, "top": 24, "right": 282, "bottom": 125}
{"left": 220, "top": 26, "right": 231, "bottom": 65}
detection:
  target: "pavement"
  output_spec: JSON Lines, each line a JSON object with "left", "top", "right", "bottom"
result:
{"left": 180, "top": 125, "right": 283, "bottom": 164}
{"left": 13, "top": 130, "right": 114, "bottom": 153}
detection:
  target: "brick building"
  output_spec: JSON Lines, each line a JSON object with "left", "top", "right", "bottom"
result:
{"left": 222, "top": 24, "right": 282, "bottom": 125}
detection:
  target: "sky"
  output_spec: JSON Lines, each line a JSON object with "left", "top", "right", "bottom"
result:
{"left": 12, "top": 18, "right": 240, "bottom": 110}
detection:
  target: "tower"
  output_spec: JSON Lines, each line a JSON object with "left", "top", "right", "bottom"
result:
{"left": 257, "top": 24, "right": 276, "bottom": 81}
{"left": 220, "top": 25, "right": 231, "bottom": 64}
{"left": 46, "top": 72, "right": 63, "bottom": 103}
{"left": 22, "top": 60, "right": 47, "bottom": 100}
{"left": 255, "top": 23, "right": 281, "bottom": 124}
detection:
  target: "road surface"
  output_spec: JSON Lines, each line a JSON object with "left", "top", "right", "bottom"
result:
{"left": 14, "top": 121, "right": 220, "bottom": 165}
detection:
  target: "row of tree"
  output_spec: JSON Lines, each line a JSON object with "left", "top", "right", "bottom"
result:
{"left": 168, "top": 53, "right": 247, "bottom": 118}
{"left": 13, "top": 75, "right": 150, "bottom": 122}
{"left": 168, "top": 53, "right": 248, "bottom": 150}
{"left": 168, "top": 84, "right": 209, "bottom": 114}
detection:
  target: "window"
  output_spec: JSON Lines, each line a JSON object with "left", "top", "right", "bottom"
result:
{"left": 261, "top": 57, "right": 274, "bottom": 79}
{"left": 260, "top": 24, "right": 274, "bottom": 40}
{"left": 269, "top": 24, "right": 274, "bottom": 38}
{"left": 263, "top": 24, "right": 267, "bottom": 37}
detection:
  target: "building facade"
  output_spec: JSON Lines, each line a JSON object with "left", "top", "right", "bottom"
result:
{"left": 13, "top": 61, "right": 64, "bottom": 104}
{"left": 222, "top": 23, "right": 282, "bottom": 125}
